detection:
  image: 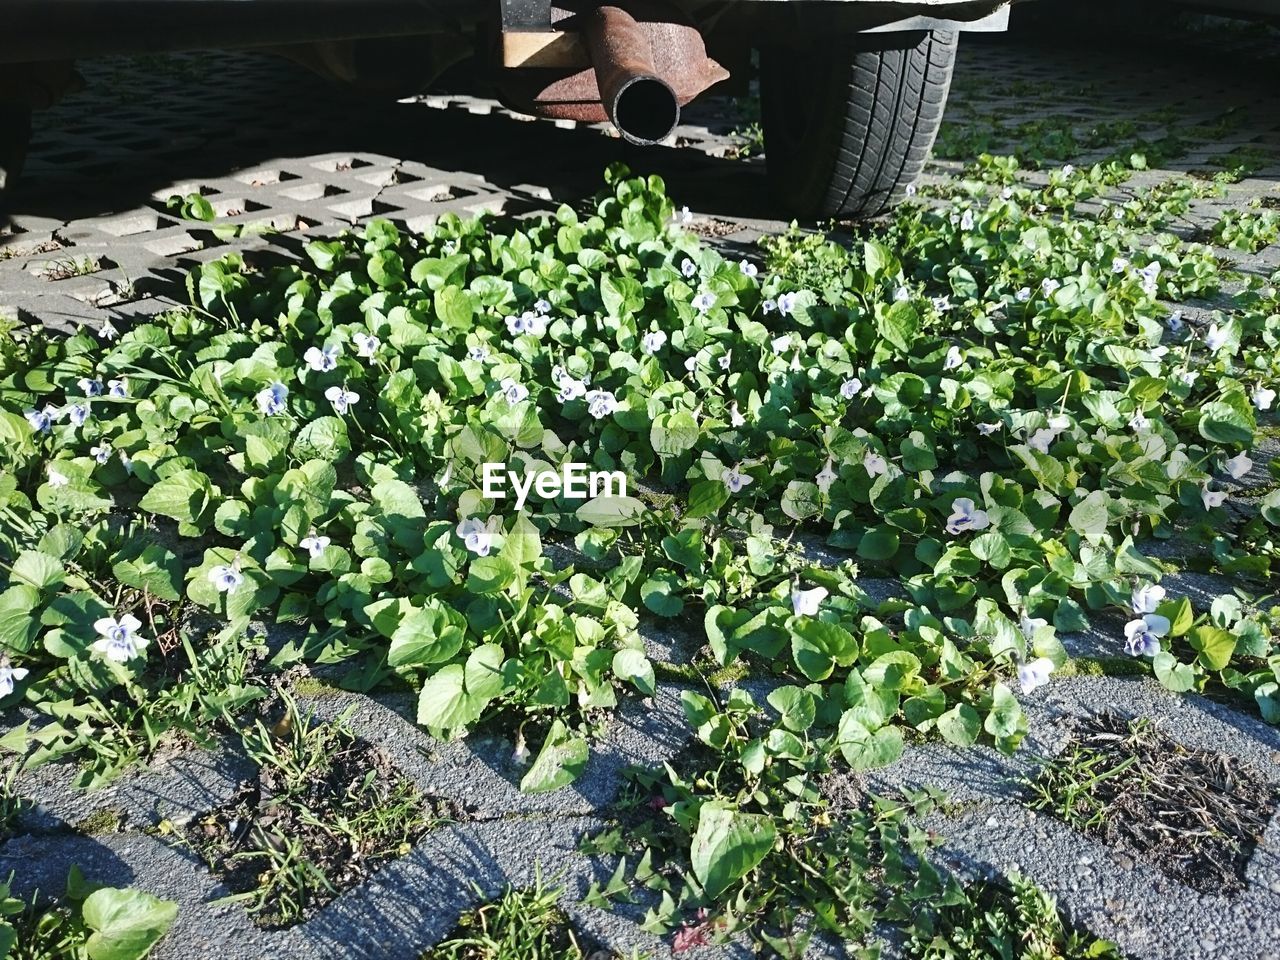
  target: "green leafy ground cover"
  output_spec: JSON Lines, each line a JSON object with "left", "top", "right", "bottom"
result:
{"left": 1, "top": 159, "right": 1279, "bottom": 952}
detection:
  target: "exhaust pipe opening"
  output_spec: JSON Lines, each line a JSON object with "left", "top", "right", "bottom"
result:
{"left": 610, "top": 74, "right": 680, "bottom": 145}
{"left": 584, "top": 5, "right": 684, "bottom": 146}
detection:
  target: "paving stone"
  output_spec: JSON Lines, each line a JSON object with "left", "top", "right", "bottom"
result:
{"left": 1, "top": 831, "right": 279, "bottom": 960}
{"left": 11, "top": 734, "right": 253, "bottom": 835}
{"left": 300, "top": 680, "right": 694, "bottom": 819}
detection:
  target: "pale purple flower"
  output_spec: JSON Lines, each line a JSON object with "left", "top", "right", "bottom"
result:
{"left": 303, "top": 344, "right": 340, "bottom": 372}
{"left": 46, "top": 466, "right": 69, "bottom": 488}
{"left": 722, "top": 466, "right": 752, "bottom": 493}
{"left": 91, "top": 443, "right": 112, "bottom": 465}
{"left": 78, "top": 377, "right": 103, "bottom": 397}
{"left": 946, "top": 497, "right": 990, "bottom": 536}
{"left": 791, "top": 584, "right": 828, "bottom": 617}
{"left": 67, "top": 404, "right": 90, "bottom": 428}
{"left": 681, "top": 258, "right": 698, "bottom": 279}
{"left": 92, "top": 614, "right": 147, "bottom": 662}
{"left": 534, "top": 299, "right": 552, "bottom": 315}
{"left": 1124, "top": 615, "right": 1168, "bottom": 657}
{"left": 585, "top": 389, "right": 618, "bottom": 419}
{"left": 894, "top": 287, "right": 911, "bottom": 302}
{"left": 932, "top": 296, "right": 952, "bottom": 313}
{"left": 959, "top": 209, "right": 975, "bottom": 231}
{"left": 98, "top": 321, "right": 119, "bottom": 341}
{"left": 456, "top": 517, "right": 493, "bottom": 557}
{"left": 1225, "top": 452, "right": 1253, "bottom": 479}
{"left": 25, "top": 406, "right": 56, "bottom": 433}
{"left": 0, "top": 662, "right": 29, "bottom": 698}
{"left": 299, "top": 534, "right": 330, "bottom": 558}
{"left": 1201, "top": 485, "right": 1227, "bottom": 510}
{"left": 1131, "top": 584, "right": 1165, "bottom": 615}
{"left": 1019, "top": 613, "right": 1048, "bottom": 639}
{"left": 1167, "top": 310, "right": 1184, "bottom": 333}
{"left": 977, "top": 422, "right": 1002, "bottom": 436}
{"left": 1015, "top": 287, "right": 1031, "bottom": 303}
{"left": 642, "top": 331, "right": 668, "bottom": 355}
{"left": 1128, "top": 410, "right": 1149, "bottom": 432}
{"left": 119, "top": 450, "right": 133, "bottom": 475}
{"left": 905, "top": 183, "right": 918, "bottom": 197}
{"left": 739, "top": 260, "right": 758, "bottom": 278}
{"left": 256, "top": 382, "right": 289, "bottom": 416}
{"left": 864, "top": 451, "right": 888, "bottom": 477}
{"left": 1252, "top": 385, "right": 1276, "bottom": 411}
{"left": 692, "top": 292, "right": 716, "bottom": 313}
{"left": 776, "top": 292, "right": 798, "bottom": 317}
{"left": 352, "top": 331, "right": 380, "bottom": 358}
{"left": 771, "top": 335, "right": 791, "bottom": 356}
{"left": 1028, "top": 428, "right": 1056, "bottom": 454}
{"left": 718, "top": 352, "right": 731, "bottom": 370}
{"left": 1061, "top": 164, "right": 1075, "bottom": 177}
{"left": 324, "top": 385, "right": 359, "bottom": 414}
{"left": 943, "top": 346, "right": 963, "bottom": 371}
{"left": 678, "top": 206, "right": 693, "bottom": 224}
{"left": 1041, "top": 278, "right": 1060, "bottom": 298}
{"left": 762, "top": 299, "right": 777, "bottom": 314}
{"left": 108, "top": 379, "right": 128, "bottom": 399}
{"left": 729, "top": 402, "right": 746, "bottom": 428}
{"left": 1204, "top": 322, "right": 1228, "bottom": 353}
{"left": 1111, "top": 256, "right": 1130, "bottom": 275}
{"left": 208, "top": 564, "right": 243, "bottom": 592}
{"left": 1018, "top": 657, "right": 1055, "bottom": 695}
{"left": 511, "top": 733, "right": 531, "bottom": 765}
{"left": 840, "top": 377, "right": 863, "bottom": 400}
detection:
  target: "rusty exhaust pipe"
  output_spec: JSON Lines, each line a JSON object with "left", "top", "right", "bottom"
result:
{"left": 583, "top": 5, "right": 681, "bottom": 145}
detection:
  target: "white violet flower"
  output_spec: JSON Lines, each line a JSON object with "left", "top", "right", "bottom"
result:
{"left": 299, "top": 534, "right": 331, "bottom": 558}
{"left": 303, "top": 344, "right": 340, "bottom": 372}
{"left": 324, "top": 386, "right": 359, "bottom": 415}
{"left": 1225, "top": 451, "right": 1253, "bottom": 479}
{"left": 585, "top": 389, "right": 617, "bottom": 419}
{"left": 456, "top": 517, "right": 493, "bottom": 557}
{"left": 641, "top": 331, "right": 667, "bottom": 354}
{"left": 256, "top": 382, "right": 289, "bottom": 416}
{"left": 208, "top": 564, "right": 244, "bottom": 592}
{"left": 1018, "top": 657, "right": 1055, "bottom": 695}
{"left": 722, "top": 466, "right": 752, "bottom": 493}
{"left": 499, "top": 378, "right": 529, "bottom": 404}
{"left": 791, "top": 585, "right": 829, "bottom": 617}
{"left": 92, "top": 614, "right": 147, "bottom": 662}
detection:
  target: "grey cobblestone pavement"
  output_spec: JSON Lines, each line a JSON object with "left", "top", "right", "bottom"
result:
{"left": 4, "top": 8, "right": 1280, "bottom": 960}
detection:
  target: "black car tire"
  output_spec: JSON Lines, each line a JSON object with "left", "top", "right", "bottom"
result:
{"left": 760, "top": 29, "right": 958, "bottom": 219}
{"left": 0, "top": 104, "right": 32, "bottom": 206}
